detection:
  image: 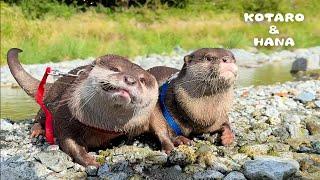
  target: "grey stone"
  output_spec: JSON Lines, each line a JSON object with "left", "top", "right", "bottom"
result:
{"left": 98, "top": 172, "right": 128, "bottom": 180}
{"left": 224, "top": 171, "right": 247, "bottom": 180}
{"left": 193, "top": 170, "right": 225, "bottom": 180}
{"left": 97, "top": 164, "right": 110, "bottom": 176}
{"left": 0, "top": 161, "right": 52, "bottom": 179}
{"left": 243, "top": 157, "right": 299, "bottom": 180}
{"left": 291, "top": 55, "right": 320, "bottom": 72}
{"left": 311, "top": 141, "right": 320, "bottom": 154}
{"left": 315, "top": 100, "right": 320, "bottom": 108}
{"left": 34, "top": 150, "right": 74, "bottom": 172}
{"left": 86, "top": 165, "right": 98, "bottom": 176}
{"left": 296, "top": 91, "right": 316, "bottom": 103}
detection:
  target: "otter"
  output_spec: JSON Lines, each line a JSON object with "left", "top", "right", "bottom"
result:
{"left": 148, "top": 48, "right": 238, "bottom": 152}
{"left": 7, "top": 48, "right": 159, "bottom": 166}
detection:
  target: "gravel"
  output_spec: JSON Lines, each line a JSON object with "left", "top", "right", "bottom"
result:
{"left": 1, "top": 79, "right": 319, "bottom": 179}
{"left": 1, "top": 46, "right": 320, "bottom": 179}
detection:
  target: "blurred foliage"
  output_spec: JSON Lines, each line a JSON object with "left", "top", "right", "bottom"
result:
{"left": 2, "top": 0, "right": 189, "bottom": 19}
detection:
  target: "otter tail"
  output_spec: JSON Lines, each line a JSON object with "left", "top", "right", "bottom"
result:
{"left": 7, "top": 48, "right": 43, "bottom": 97}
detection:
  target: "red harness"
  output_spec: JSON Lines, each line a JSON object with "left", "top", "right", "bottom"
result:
{"left": 35, "top": 67, "right": 54, "bottom": 144}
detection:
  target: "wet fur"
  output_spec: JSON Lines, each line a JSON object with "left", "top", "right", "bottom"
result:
{"left": 7, "top": 49, "right": 158, "bottom": 166}
{"left": 148, "top": 48, "right": 237, "bottom": 152}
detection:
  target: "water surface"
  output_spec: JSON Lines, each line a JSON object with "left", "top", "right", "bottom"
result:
{"left": 1, "top": 61, "right": 293, "bottom": 121}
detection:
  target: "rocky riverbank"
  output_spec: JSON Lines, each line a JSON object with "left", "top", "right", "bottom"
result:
{"left": 1, "top": 46, "right": 320, "bottom": 87}
{"left": 1, "top": 80, "right": 319, "bottom": 179}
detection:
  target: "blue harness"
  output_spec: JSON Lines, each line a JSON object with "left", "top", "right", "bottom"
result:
{"left": 159, "top": 82, "right": 183, "bottom": 135}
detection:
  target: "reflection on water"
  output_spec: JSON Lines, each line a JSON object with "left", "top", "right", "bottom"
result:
{"left": 1, "top": 61, "right": 294, "bottom": 121}
{"left": 1, "top": 87, "right": 38, "bottom": 120}
{"left": 237, "top": 60, "right": 293, "bottom": 87}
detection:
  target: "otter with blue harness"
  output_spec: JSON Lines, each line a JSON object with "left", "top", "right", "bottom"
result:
{"left": 148, "top": 48, "right": 238, "bottom": 153}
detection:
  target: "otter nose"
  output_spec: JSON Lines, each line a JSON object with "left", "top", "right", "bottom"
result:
{"left": 124, "top": 75, "right": 137, "bottom": 86}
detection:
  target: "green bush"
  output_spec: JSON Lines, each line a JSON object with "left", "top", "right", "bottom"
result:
{"left": 212, "top": 0, "right": 285, "bottom": 13}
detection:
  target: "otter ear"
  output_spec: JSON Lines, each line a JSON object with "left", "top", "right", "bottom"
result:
{"left": 184, "top": 55, "right": 192, "bottom": 65}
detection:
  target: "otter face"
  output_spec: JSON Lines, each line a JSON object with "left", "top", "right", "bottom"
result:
{"left": 177, "top": 48, "right": 238, "bottom": 96}
{"left": 86, "top": 57, "right": 157, "bottom": 108}
{"left": 68, "top": 55, "right": 158, "bottom": 131}
{"left": 85, "top": 56, "right": 157, "bottom": 107}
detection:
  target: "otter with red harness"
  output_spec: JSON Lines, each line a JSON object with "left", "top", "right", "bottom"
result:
{"left": 7, "top": 48, "right": 159, "bottom": 167}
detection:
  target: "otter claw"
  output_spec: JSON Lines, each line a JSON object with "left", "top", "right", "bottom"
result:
{"left": 30, "top": 123, "right": 45, "bottom": 138}
{"left": 173, "top": 136, "right": 192, "bottom": 147}
{"left": 221, "top": 128, "right": 234, "bottom": 146}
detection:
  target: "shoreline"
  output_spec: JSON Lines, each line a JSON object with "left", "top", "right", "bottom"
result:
{"left": 1, "top": 46, "right": 319, "bottom": 87}
{"left": 1, "top": 80, "right": 319, "bottom": 179}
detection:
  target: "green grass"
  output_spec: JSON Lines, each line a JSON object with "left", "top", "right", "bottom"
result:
{"left": 1, "top": 0, "right": 320, "bottom": 65}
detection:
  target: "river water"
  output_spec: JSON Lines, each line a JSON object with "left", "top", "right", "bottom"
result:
{"left": 0, "top": 61, "right": 293, "bottom": 121}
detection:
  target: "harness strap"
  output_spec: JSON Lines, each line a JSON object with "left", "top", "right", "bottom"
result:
{"left": 35, "top": 67, "right": 55, "bottom": 144}
{"left": 159, "top": 82, "right": 183, "bottom": 136}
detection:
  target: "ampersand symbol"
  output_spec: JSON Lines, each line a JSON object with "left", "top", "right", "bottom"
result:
{"left": 269, "top": 25, "right": 279, "bottom": 35}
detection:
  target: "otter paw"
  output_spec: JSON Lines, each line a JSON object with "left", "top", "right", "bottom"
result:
{"left": 162, "top": 143, "right": 174, "bottom": 154}
{"left": 30, "top": 123, "right": 45, "bottom": 138}
{"left": 83, "top": 156, "right": 101, "bottom": 168}
{"left": 173, "top": 136, "right": 192, "bottom": 147}
{"left": 221, "top": 129, "right": 234, "bottom": 146}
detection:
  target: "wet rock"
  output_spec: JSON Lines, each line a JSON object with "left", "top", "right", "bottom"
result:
{"left": 296, "top": 91, "right": 316, "bottom": 103}
{"left": 291, "top": 55, "right": 320, "bottom": 73}
{"left": 243, "top": 157, "right": 299, "bottom": 180}
{"left": 224, "top": 171, "right": 247, "bottom": 180}
{"left": 86, "top": 165, "right": 98, "bottom": 176}
{"left": 34, "top": 150, "right": 74, "bottom": 172}
{"left": 193, "top": 170, "right": 224, "bottom": 180}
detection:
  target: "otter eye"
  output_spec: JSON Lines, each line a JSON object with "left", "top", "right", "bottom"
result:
{"left": 140, "top": 77, "right": 146, "bottom": 84}
{"left": 110, "top": 67, "right": 120, "bottom": 72}
{"left": 204, "top": 56, "right": 213, "bottom": 61}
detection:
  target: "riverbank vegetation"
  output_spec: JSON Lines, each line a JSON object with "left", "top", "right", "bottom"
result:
{"left": 1, "top": 0, "right": 319, "bottom": 64}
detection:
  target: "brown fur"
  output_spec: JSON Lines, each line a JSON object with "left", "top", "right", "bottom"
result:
{"left": 148, "top": 48, "right": 238, "bottom": 152}
{"left": 7, "top": 49, "right": 159, "bottom": 166}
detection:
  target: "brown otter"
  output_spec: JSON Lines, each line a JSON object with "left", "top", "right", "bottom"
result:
{"left": 148, "top": 48, "right": 238, "bottom": 152}
{"left": 7, "top": 48, "right": 159, "bottom": 166}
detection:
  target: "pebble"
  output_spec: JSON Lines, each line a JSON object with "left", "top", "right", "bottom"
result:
{"left": 243, "top": 157, "right": 299, "bottom": 180}
{"left": 296, "top": 91, "right": 316, "bottom": 103}
{"left": 193, "top": 170, "right": 224, "bottom": 180}
{"left": 224, "top": 171, "right": 247, "bottom": 180}
{"left": 34, "top": 150, "right": 74, "bottom": 172}
{"left": 85, "top": 165, "right": 98, "bottom": 176}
